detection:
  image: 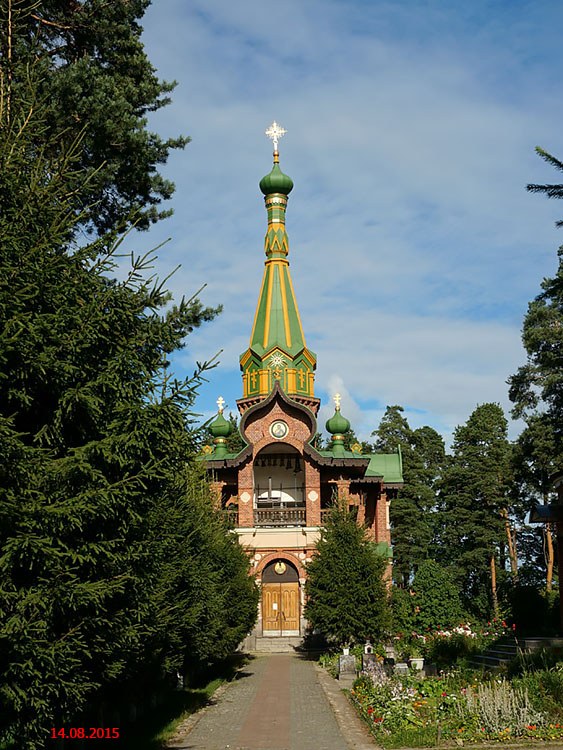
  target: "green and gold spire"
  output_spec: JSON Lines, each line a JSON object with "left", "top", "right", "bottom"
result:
{"left": 239, "top": 122, "right": 317, "bottom": 401}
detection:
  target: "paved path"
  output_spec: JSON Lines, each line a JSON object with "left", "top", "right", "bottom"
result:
{"left": 167, "top": 653, "right": 370, "bottom": 750}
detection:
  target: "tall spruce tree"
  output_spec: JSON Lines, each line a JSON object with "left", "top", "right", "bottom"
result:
{"left": 304, "top": 504, "right": 390, "bottom": 644}
{"left": 0, "top": 30, "right": 257, "bottom": 750}
{"left": 1, "top": 0, "right": 188, "bottom": 234}
{"left": 438, "top": 403, "right": 511, "bottom": 620}
{"left": 372, "top": 407, "right": 445, "bottom": 586}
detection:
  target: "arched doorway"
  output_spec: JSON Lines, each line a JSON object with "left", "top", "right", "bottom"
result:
{"left": 261, "top": 559, "right": 300, "bottom": 636}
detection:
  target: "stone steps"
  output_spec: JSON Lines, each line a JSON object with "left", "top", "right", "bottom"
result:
{"left": 468, "top": 639, "right": 520, "bottom": 669}
{"left": 468, "top": 636, "right": 563, "bottom": 670}
{"left": 253, "top": 635, "right": 303, "bottom": 653}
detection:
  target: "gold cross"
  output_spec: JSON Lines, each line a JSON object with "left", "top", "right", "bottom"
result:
{"left": 216, "top": 396, "right": 225, "bottom": 413}
{"left": 265, "top": 121, "right": 287, "bottom": 151}
{"left": 298, "top": 368, "right": 306, "bottom": 388}
{"left": 250, "top": 370, "right": 257, "bottom": 388}
{"left": 334, "top": 392, "right": 341, "bottom": 410}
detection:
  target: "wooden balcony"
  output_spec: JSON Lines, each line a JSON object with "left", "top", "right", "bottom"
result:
{"left": 224, "top": 505, "right": 330, "bottom": 528}
{"left": 254, "top": 507, "right": 306, "bottom": 527}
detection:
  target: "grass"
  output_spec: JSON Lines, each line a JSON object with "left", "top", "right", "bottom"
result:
{"left": 379, "top": 725, "right": 439, "bottom": 748}
{"left": 115, "top": 676, "right": 226, "bottom": 749}
{"left": 114, "top": 654, "right": 250, "bottom": 749}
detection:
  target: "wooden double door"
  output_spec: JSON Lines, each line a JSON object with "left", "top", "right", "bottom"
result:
{"left": 262, "top": 582, "right": 299, "bottom": 633}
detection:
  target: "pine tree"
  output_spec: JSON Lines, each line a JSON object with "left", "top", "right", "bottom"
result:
{"left": 510, "top": 417, "right": 559, "bottom": 588}
{"left": 342, "top": 427, "right": 372, "bottom": 453}
{"left": 508, "top": 146, "right": 563, "bottom": 592}
{"left": 372, "top": 407, "right": 445, "bottom": 586}
{"left": 527, "top": 148, "right": 563, "bottom": 226}
{"left": 438, "top": 404, "right": 511, "bottom": 620}
{"left": 304, "top": 504, "right": 391, "bottom": 644}
{"left": 508, "top": 248, "right": 563, "bottom": 464}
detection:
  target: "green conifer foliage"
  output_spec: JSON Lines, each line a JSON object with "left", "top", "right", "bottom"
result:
{"left": 508, "top": 149, "right": 563, "bottom": 590}
{"left": 509, "top": 248, "right": 563, "bottom": 472}
{"left": 372, "top": 406, "right": 445, "bottom": 586}
{"left": 0, "top": 0, "right": 188, "bottom": 234}
{"left": 438, "top": 404, "right": 511, "bottom": 621}
{"left": 304, "top": 504, "right": 391, "bottom": 644}
{"left": 527, "top": 147, "right": 563, "bottom": 226}
{"left": 0, "top": 54, "right": 256, "bottom": 750}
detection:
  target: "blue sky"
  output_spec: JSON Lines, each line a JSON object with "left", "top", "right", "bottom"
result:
{"left": 132, "top": 0, "right": 563, "bottom": 446}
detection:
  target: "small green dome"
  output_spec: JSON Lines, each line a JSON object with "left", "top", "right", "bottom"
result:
{"left": 259, "top": 162, "right": 294, "bottom": 196}
{"left": 325, "top": 409, "right": 351, "bottom": 436}
{"left": 210, "top": 412, "right": 233, "bottom": 439}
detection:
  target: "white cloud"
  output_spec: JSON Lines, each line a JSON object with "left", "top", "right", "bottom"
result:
{"left": 130, "top": 0, "right": 563, "bottom": 449}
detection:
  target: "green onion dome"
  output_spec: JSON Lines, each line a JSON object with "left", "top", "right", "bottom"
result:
{"left": 325, "top": 408, "right": 351, "bottom": 436}
{"left": 209, "top": 411, "right": 233, "bottom": 439}
{"left": 259, "top": 161, "right": 294, "bottom": 196}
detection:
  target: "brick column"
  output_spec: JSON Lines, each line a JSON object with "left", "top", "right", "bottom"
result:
{"left": 376, "top": 490, "right": 393, "bottom": 585}
{"left": 238, "top": 462, "right": 254, "bottom": 527}
{"left": 375, "top": 490, "right": 390, "bottom": 544}
{"left": 304, "top": 460, "right": 321, "bottom": 526}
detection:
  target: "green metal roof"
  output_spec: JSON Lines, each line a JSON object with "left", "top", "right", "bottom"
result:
{"left": 317, "top": 450, "right": 403, "bottom": 484}
{"left": 248, "top": 260, "right": 307, "bottom": 358}
{"left": 365, "top": 453, "right": 403, "bottom": 483}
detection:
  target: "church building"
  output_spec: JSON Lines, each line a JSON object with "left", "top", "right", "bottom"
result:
{"left": 204, "top": 123, "right": 403, "bottom": 647}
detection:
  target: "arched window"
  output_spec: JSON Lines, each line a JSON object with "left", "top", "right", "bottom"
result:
{"left": 253, "top": 444, "right": 304, "bottom": 507}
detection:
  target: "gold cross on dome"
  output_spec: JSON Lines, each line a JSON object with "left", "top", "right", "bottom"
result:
{"left": 216, "top": 396, "right": 225, "bottom": 413}
{"left": 265, "top": 121, "right": 287, "bottom": 151}
{"left": 333, "top": 392, "right": 342, "bottom": 410}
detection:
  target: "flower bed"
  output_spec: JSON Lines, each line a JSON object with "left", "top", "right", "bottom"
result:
{"left": 393, "top": 621, "right": 511, "bottom": 665}
{"left": 349, "top": 665, "right": 563, "bottom": 747}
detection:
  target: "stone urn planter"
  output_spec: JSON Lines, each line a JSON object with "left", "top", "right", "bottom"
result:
{"left": 409, "top": 657, "right": 424, "bottom": 670}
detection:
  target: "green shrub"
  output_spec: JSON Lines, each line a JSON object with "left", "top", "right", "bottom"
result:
{"left": 426, "top": 633, "right": 480, "bottom": 666}
{"left": 412, "top": 560, "right": 466, "bottom": 632}
{"left": 391, "top": 586, "right": 415, "bottom": 635}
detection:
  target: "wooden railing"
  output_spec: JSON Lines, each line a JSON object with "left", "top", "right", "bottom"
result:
{"left": 224, "top": 506, "right": 331, "bottom": 528}
{"left": 254, "top": 508, "right": 306, "bottom": 527}
{"left": 224, "top": 508, "right": 239, "bottom": 527}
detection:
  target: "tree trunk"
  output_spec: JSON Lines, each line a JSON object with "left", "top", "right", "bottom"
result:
{"left": 545, "top": 522, "right": 555, "bottom": 592}
{"left": 491, "top": 554, "right": 499, "bottom": 619}
{"left": 502, "top": 508, "right": 518, "bottom": 582}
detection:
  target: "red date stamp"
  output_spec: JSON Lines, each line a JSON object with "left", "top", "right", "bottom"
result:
{"left": 51, "top": 727, "right": 119, "bottom": 739}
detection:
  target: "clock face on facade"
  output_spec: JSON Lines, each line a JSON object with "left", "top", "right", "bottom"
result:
{"left": 270, "top": 420, "right": 289, "bottom": 439}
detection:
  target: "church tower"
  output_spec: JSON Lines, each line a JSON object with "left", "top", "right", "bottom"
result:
{"left": 238, "top": 123, "right": 318, "bottom": 412}
{"left": 204, "top": 123, "right": 402, "bottom": 648}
